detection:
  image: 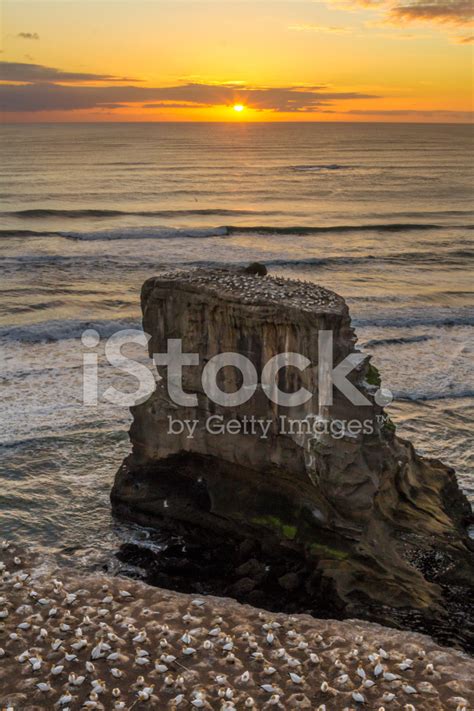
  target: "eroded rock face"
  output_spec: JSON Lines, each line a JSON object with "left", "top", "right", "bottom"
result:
{"left": 111, "top": 268, "right": 474, "bottom": 648}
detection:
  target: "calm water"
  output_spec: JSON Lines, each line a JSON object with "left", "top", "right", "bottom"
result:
{"left": 1, "top": 122, "right": 473, "bottom": 568}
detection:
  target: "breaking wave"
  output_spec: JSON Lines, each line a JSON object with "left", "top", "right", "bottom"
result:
{"left": 291, "top": 164, "right": 349, "bottom": 172}
{"left": 361, "top": 335, "right": 433, "bottom": 348}
{"left": 4, "top": 208, "right": 272, "bottom": 219}
{"left": 1, "top": 222, "right": 464, "bottom": 242}
{"left": 0, "top": 318, "right": 141, "bottom": 344}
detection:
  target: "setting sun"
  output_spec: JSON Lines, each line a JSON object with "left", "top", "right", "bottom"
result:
{"left": 233, "top": 104, "right": 245, "bottom": 112}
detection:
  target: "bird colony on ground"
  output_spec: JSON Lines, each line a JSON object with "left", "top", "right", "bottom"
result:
{"left": 0, "top": 542, "right": 472, "bottom": 710}
{"left": 159, "top": 270, "right": 343, "bottom": 313}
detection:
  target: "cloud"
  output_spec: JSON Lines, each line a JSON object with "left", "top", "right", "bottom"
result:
{"left": 18, "top": 32, "right": 40, "bottom": 40}
{"left": 389, "top": 0, "right": 473, "bottom": 24}
{"left": 0, "top": 66, "right": 378, "bottom": 113}
{"left": 288, "top": 23, "right": 351, "bottom": 33}
{"left": 142, "top": 102, "right": 210, "bottom": 109}
{"left": 329, "top": 0, "right": 472, "bottom": 28}
{"left": 339, "top": 108, "right": 473, "bottom": 119}
{"left": 454, "top": 33, "right": 474, "bottom": 41}
{"left": 0, "top": 61, "right": 137, "bottom": 84}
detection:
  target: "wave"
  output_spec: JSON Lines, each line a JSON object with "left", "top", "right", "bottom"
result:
{"left": 4, "top": 208, "right": 272, "bottom": 219}
{"left": 354, "top": 314, "right": 474, "bottom": 328}
{"left": 229, "top": 223, "right": 449, "bottom": 235}
{"left": 0, "top": 318, "right": 141, "bottom": 344}
{"left": 0, "top": 229, "right": 56, "bottom": 237}
{"left": 291, "top": 164, "right": 350, "bottom": 172}
{"left": 264, "top": 249, "right": 473, "bottom": 268}
{"left": 0, "top": 222, "right": 457, "bottom": 242}
{"left": 396, "top": 389, "right": 474, "bottom": 402}
{"left": 361, "top": 335, "right": 433, "bottom": 348}
{"left": 66, "top": 226, "right": 229, "bottom": 241}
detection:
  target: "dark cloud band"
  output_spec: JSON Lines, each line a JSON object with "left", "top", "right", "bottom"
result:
{"left": 0, "top": 64, "right": 378, "bottom": 113}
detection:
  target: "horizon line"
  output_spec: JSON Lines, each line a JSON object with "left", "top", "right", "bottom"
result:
{"left": 1, "top": 120, "right": 473, "bottom": 126}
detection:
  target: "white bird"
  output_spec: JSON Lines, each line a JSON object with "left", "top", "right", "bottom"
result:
{"left": 352, "top": 691, "right": 366, "bottom": 703}
{"left": 71, "top": 639, "right": 87, "bottom": 651}
{"left": 51, "top": 664, "right": 64, "bottom": 675}
{"left": 58, "top": 693, "right": 73, "bottom": 705}
{"left": 191, "top": 599, "right": 205, "bottom": 607}
{"left": 137, "top": 686, "right": 154, "bottom": 701}
{"left": 135, "top": 655, "right": 149, "bottom": 665}
{"left": 289, "top": 672, "right": 303, "bottom": 684}
{"left": 37, "top": 682, "right": 52, "bottom": 692}
{"left": 30, "top": 656, "right": 42, "bottom": 671}
{"left": 182, "top": 647, "right": 196, "bottom": 655}
{"left": 91, "top": 642, "right": 107, "bottom": 659}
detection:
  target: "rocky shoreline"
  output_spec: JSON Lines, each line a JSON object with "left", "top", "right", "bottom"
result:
{"left": 1, "top": 543, "right": 473, "bottom": 710}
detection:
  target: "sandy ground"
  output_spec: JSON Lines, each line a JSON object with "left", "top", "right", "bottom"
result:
{"left": 0, "top": 542, "right": 472, "bottom": 710}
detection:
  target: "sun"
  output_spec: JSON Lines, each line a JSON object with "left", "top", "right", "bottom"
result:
{"left": 233, "top": 104, "right": 245, "bottom": 112}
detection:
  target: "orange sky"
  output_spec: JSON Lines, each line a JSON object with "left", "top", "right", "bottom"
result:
{"left": 0, "top": 0, "right": 473, "bottom": 122}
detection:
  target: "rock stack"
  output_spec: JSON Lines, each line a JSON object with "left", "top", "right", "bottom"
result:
{"left": 111, "top": 268, "right": 474, "bottom": 649}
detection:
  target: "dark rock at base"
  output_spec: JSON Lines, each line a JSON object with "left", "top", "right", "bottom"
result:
{"left": 278, "top": 571, "right": 301, "bottom": 591}
{"left": 226, "top": 577, "right": 257, "bottom": 596}
{"left": 241, "top": 261, "right": 268, "bottom": 276}
{"left": 235, "top": 558, "right": 266, "bottom": 580}
{"left": 238, "top": 538, "right": 257, "bottom": 560}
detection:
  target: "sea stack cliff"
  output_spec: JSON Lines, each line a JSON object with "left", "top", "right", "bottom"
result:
{"left": 111, "top": 268, "right": 474, "bottom": 649}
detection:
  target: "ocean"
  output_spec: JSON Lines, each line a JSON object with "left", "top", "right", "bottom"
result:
{"left": 1, "top": 122, "right": 473, "bottom": 572}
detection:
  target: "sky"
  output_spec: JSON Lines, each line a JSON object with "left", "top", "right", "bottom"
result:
{"left": 0, "top": 0, "right": 472, "bottom": 122}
